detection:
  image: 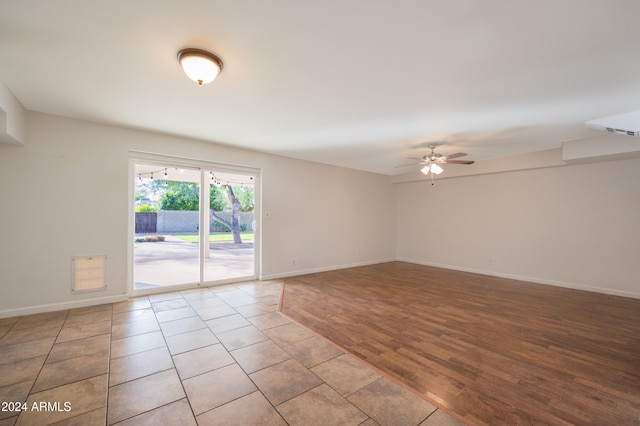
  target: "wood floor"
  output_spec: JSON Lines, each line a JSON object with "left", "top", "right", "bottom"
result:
{"left": 279, "top": 262, "right": 640, "bottom": 425}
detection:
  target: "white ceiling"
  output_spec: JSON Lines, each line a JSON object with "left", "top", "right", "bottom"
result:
{"left": 1, "top": 0, "right": 639, "bottom": 175}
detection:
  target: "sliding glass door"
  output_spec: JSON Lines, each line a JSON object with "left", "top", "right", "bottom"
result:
{"left": 132, "top": 159, "right": 257, "bottom": 291}
{"left": 202, "top": 170, "right": 255, "bottom": 283}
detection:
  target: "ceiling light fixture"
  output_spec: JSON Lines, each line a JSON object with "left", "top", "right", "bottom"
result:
{"left": 177, "top": 48, "right": 223, "bottom": 85}
{"left": 421, "top": 163, "right": 443, "bottom": 175}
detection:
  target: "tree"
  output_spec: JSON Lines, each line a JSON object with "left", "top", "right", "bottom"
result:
{"left": 209, "top": 185, "right": 253, "bottom": 212}
{"left": 235, "top": 187, "right": 255, "bottom": 212}
{"left": 209, "top": 185, "right": 228, "bottom": 211}
{"left": 135, "top": 179, "right": 167, "bottom": 206}
{"left": 159, "top": 182, "right": 199, "bottom": 211}
{"left": 210, "top": 185, "right": 245, "bottom": 244}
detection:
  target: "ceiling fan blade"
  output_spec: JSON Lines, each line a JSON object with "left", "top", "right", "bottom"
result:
{"left": 443, "top": 160, "right": 475, "bottom": 165}
{"left": 442, "top": 152, "right": 467, "bottom": 160}
{"left": 394, "top": 162, "right": 424, "bottom": 168}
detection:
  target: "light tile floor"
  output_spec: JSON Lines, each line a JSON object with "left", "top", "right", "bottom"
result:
{"left": 0, "top": 281, "right": 466, "bottom": 425}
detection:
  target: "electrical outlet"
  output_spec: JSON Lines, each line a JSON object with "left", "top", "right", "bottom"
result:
{"left": 291, "top": 258, "right": 296, "bottom": 266}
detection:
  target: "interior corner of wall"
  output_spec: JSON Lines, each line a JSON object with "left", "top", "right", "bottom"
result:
{"left": 0, "top": 110, "right": 18, "bottom": 145}
{"left": 0, "top": 81, "right": 26, "bottom": 146}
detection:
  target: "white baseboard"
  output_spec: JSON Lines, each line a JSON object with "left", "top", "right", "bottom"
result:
{"left": 261, "top": 258, "right": 396, "bottom": 281}
{"left": 0, "top": 294, "right": 130, "bottom": 319}
{"left": 398, "top": 257, "right": 640, "bottom": 300}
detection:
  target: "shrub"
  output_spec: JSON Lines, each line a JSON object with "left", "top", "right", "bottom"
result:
{"left": 135, "top": 204, "right": 157, "bottom": 212}
{"left": 138, "top": 235, "right": 165, "bottom": 242}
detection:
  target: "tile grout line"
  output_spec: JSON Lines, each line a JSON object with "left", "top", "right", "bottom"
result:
{"left": 105, "top": 284, "right": 278, "bottom": 424}
{"left": 169, "top": 290, "right": 204, "bottom": 424}
{"left": 105, "top": 303, "right": 114, "bottom": 426}
{"left": 9, "top": 308, "right": 118, "bottom": 425}
{"left": 188, "top": 284, "right": 290, "bottom": 424}
{"left": 182, "top": 282, "right": 295, "bottom": 423}
{"left": 221, "top": 282, "right": 376, "bottom": 424}
{"left": 109, "top": 292, "right": 193, "bottom": 425}
{"left": 19, "top": 309, "right": 71, "bottom": 424}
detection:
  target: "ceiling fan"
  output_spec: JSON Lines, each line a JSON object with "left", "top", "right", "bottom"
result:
{"left": 411, "top": 143, "right": 474, "bottom": 176}
{"left": 401, "top": 143, "right": 474, "bottom": 184}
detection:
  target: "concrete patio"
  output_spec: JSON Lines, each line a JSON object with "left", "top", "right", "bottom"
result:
{"left": 134, "top": 235, "right": 255, "bottom": 289}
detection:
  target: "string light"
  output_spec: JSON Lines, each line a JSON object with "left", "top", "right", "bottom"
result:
{"left": 135, "top": 167, "right": 255, "bottom": 187}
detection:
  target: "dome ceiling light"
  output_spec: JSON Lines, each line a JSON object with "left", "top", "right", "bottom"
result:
{"left": 177, "top": 48, "right": 223, "bottom": 85}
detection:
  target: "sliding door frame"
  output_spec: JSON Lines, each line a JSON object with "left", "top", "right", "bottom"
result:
{"left": 128, "top": 151, "right": 261, "bottom": 296}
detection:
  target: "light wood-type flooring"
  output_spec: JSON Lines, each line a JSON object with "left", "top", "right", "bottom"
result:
{"left": 280, "top": 261, "right": 640, "bottom": 425}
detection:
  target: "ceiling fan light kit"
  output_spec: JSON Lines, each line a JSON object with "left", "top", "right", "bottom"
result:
{"left": 421, "top": 163, "right": 443, "bottom": 175}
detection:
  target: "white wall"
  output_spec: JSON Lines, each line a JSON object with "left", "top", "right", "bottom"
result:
{"left": 261, "top": 156, "right": 395, "bottom": 278}
{"left": 395, "top": 156, "right": 640, "bottom": 298}
{"left": 0, "top": 112, "right": 395, "bottom": 316}
{"left": 3, "top": 111, "right": 637, "bottom": 317}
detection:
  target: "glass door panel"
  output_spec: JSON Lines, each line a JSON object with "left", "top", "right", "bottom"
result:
{"left": 203, "top": 170, "right": 255, "bottom": 283}
{"left": 134, "top": 163, "right": 200, "bottom": 290}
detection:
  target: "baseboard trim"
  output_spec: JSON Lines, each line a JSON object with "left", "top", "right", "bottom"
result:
{"left": 0, "top": 294, "right": 130, "bottom": 319}
{"left": 398, "top": 257, "right": 640, "bottom": 300}
{"left": 261, "top": 258, "right": 396, "bottom": 281}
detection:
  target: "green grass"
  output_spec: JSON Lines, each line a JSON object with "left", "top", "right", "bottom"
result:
{"left": 174, "top": 233, "right": 254, "bottom": 243}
